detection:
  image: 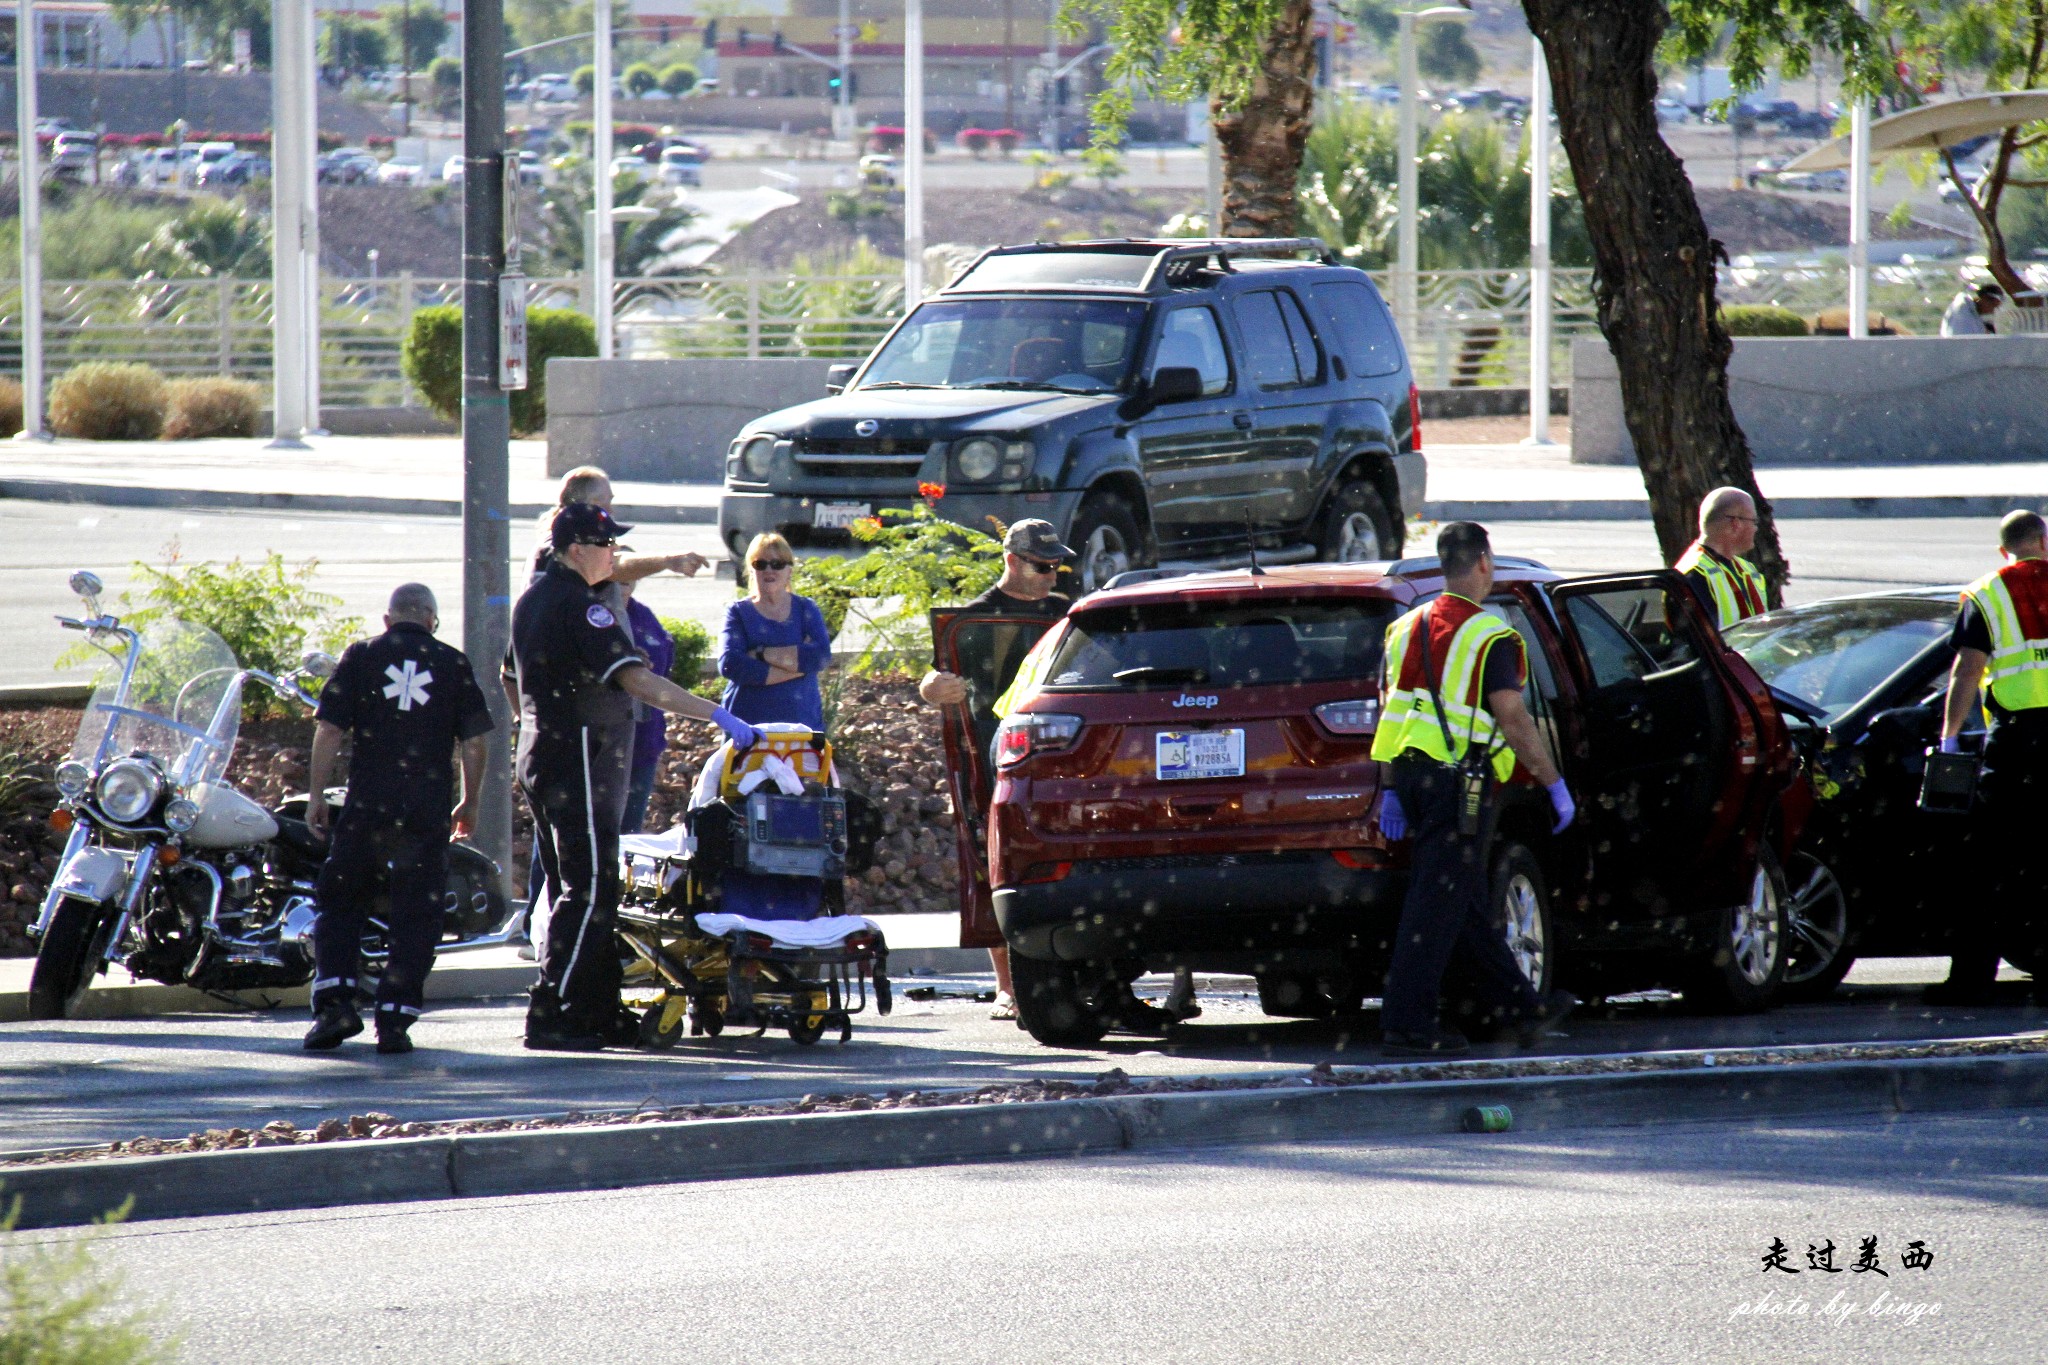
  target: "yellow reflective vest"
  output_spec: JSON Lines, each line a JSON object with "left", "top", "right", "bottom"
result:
{"left": 1962, "top": 560, "right": 2048, "bottom": 714}
{"left": 992, "top": 625, "right": 1062, "bottom": 719}
{"left": 1370, "top": 597, "right": 1519, "bottom": 783}
{"left": 1676, "top": 540, "right": 1767, "bottom": 630}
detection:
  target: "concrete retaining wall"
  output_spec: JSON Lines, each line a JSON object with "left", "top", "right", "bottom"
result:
{"left": 1419, "top": 386, "right": 1569, "bottom": 419}
{"left": 546, "top": 357, "right": 833, "bottom": 482}
{"left": 1571, "top": 335, "right": 2048, "bottom": 465}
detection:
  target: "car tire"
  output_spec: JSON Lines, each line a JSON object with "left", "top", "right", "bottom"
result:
{"left": 1316, "top": 478, "right": 1401, "bottom": 564}
{"left": 1011, "top": 952, "right": 1108, "bottom": 1048}
{"left": 1068, "top": 494, "right": 1145, "bottom": 596}
{"left": 1256, "top": 972, "right": 1336, "bottom": 1019}
{"left": 1778, "top": 850, "right": 1856, "bottom": 1002}
{"left": 1683, "top": 846, "right": 1789, "bottom": 1014}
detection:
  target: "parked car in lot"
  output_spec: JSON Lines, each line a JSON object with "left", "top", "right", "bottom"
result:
{"left": 195, "top": 151, "right": 269, "bottom": 186}
{"left": 318, "top": 148, "right": 380, "bottom": 184}
{"left": 721, "top": 237, "right": 1424, "bottom": 596}
{"left": 1721, "top": 587, "right": 2037, "bottom": 997}
{"left": 377, "top": 157, "right": 424, "bottom": 185}
{"left": 659, "top": 145, "right": 704, "bottom": 187}
{"left": 936, "top": 556, "right": 1807, "bottom": 1046}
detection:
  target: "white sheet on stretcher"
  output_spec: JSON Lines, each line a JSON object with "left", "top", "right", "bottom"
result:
{"left": 620, "top": 827, "right": 693, "bottom": 861}
{"left": 693, "top": 912, "right": 882, "bottom": 950}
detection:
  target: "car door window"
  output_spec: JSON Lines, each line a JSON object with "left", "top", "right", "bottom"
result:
{"left": 1490, "top": 599, "right": 1562, "bottom": 768}
{"left": 1275, "top": 290, "right": 1324, "bottom": 385}
{"left": 1565, "top": 595, "right": 1658, "bottom": 689}
{"left": 1231, "top": 291, "right": 1302, "bottom": 390}
{"left": 1150, "top": 306, "right": 1232, "bottom": 396}
{"left": 1311, "top": 280, "right": 1406, "bottom": 378}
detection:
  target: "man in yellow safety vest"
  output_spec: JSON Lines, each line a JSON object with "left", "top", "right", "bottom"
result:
{"left": 1676, "top": 487, "right": 1769, "bottom": 630}
{"left": 1369, "top": 522, "right": 1579, "bottom": 1056}
{"left": 1930, "top": 508, "right": 2048, "bottom": 1006}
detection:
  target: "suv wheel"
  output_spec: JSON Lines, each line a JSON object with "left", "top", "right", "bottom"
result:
{"left": 1011, "top": 952, "right": 1109, "bottom": 1047}
{"left": 1494, "top": 842, "right": 1553, "bottom": 995}
{"left": 1317, "top": 479, "right": 1400, "bottom": 563}
{"left": 1778, "top": 850, "right": 1855, "bottom": 1002}
{"left": 1069, "top": 495, "right": 1144, "bottom": 595}
{"left": 1684, "top": 847, "right": 1789, "bottom": 1013}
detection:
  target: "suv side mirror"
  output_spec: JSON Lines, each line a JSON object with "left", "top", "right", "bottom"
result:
{"left": 826, "top": 363, "right": 856, "bottom": 395}
{"left": 1148, "top": 366, "right": 1203, "bottom": 406}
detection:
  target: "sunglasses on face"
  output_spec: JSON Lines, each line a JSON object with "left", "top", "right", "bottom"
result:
{"left": 1021, "top": 558, "right": 1061, "bottom": 575}
{"left": 752, "top": 558, "right": 794, "bottom": 572}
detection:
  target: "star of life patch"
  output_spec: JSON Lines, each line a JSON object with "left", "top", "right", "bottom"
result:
{"left": 586, "top": 603, "right": 616, "bottom": 629}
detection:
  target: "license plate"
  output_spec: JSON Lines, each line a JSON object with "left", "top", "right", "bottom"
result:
{"left": 811, "top": 501, "right": 871, "bottom": 529}
{"left": 1155, "top": 729, "right": 1245, "bottom": 781}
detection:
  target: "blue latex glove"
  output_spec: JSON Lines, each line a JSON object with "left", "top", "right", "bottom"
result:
{"left": 710, "top": 706, "right": 759, "bottom": 749}
{"left": 1377, "top": 788, "right": 1407, "bottom": 841}
{"left": 1546, "top": 778, "right": 1576, "bottom": 834}
{"left": 1939, "top": 735, "right": 1962, "bottom": 755}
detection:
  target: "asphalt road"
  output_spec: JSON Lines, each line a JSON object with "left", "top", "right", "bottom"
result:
{"left": 35, "top": 1107, "right": 2045, "bottom": 1364}
{"left": 5, "top": 959, "right": 2043, "bottom": 1157}
{"left": 0, "top": 500, "right": 1998, "bottom": 689}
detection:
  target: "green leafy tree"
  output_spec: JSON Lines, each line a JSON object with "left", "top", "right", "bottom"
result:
{"left": 574, "top": 62, "right": 597, "bottom": 95}
{"left": 427, "top": 55, "right": 462, "bottom": 114}
{"left": 622, "top": 61, "right": 660, "bottom": 97}
{"left": 527, "top": 178, "right": 707, "bottom": 276}
{"left": 1416, "top": 23, "right": 1482, "bottom": 87}
{"left": 132, "top": 196, "right": 271, "bottom": 279}
{"left": 380, "top": 3, "right": 449, "bottom": 70}
{"left": 793, "top": 504, "right": 1005, "bottom": 670}
{"left": 113, "top": 0, "right": 270, "bottom": 67}
{"left": 659, "top": 62, "right": 698, "bottom": 96}
{"left": 322, "top": 14, "right": 389, "bottom": 73}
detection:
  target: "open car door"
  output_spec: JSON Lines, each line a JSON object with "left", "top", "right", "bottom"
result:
{"left": 930, "top": 609, "right": 1064, "bottom": 949}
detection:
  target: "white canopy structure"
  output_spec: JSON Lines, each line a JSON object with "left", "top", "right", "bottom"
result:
{"left": 1784, "top": 90, "right": 2048, "bottom": 171}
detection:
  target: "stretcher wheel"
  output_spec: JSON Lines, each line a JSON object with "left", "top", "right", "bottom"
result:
{"left": 690, "top": 1002, "right": 724, "bottom": 1037}
{"left": 639, "top": 999, "right": 686, "bottom": 1050}
{"left": 787, "top": 1012, "right": 827, "bottom": 1046}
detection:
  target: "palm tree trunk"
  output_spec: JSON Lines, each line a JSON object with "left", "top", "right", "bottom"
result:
{"left": 1521, "top": 0, "right": 1788, "bottom": 595}
{"left": 1214, "top": 0, "right": 1316, "bottom": 238}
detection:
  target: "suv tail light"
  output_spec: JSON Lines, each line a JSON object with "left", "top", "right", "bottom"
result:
{"left": 995, "top": 712, "right": 1083, "bottom": 768}
{"left": 1313, "top": 699, "right": 1379, "bottom": 735}
{"left": 1408, "top": 382, "right": 1423, "bottom": 455}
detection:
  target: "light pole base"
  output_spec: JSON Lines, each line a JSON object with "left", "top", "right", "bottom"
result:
{"left": 11, "top": 428, "right": 53, "bottom": 443}
{"left": 1520, "top": 435, "right": 1558, "bottom": 447}
{"left": 266, "top": 434, "right": 312, "bottom": 450}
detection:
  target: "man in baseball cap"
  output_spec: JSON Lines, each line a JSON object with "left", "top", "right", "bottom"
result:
{"left": 550, "top": 500, "right": 633, "bottom": 549}
{"left": 1002, "top": 518, "right": 1075, "bottom": 562}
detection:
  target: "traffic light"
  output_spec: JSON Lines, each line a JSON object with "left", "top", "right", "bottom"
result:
{"left": 736, "top": 25, "right": 750, "bottom": 50}
{"left": 827, "top": 67, "right": 843, "bottom": 93}
{"left": 701, "top": 18, "right": 718, "bottom": 47}
{"left": 772, "top": 31, "right": 786, "bottom": 53}
{"left": 1054, "top": 76, "right": 1069, "bottom": 106}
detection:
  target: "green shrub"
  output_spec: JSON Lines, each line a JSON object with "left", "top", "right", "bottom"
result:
{"left": 1721, "top": 304, "right": 1809, "bottom": 337}
{"left": 60, "top": 551, "right": 363, "bottom": 718}
{"left": 163, "top": 377, "right": 262, "bottom": 440}
{"left": 48, "top": 363, "right": 167, "bottom": 440}
{"left": 401, "top": 304, "right": 596, "bottom": 435}
{"left": 659, "top": 63, "right": 697, "bottom": 96}
{"left": 574, "top": 63, "right": 596, "bottom": 95}
{"left": 1, "top": 1199, "right": 176, "bottom": 1364}
{"left": 622, "top": 62, "right": 660, "bottom": 97}
{"left": 792, "top": 503, "right": 1004, "bottom": 671}
{"left": 658, "top": 616, "right": 714, "bottom": 686}
{"left": 0, "top": 377, "right": 22, "bottom": 439}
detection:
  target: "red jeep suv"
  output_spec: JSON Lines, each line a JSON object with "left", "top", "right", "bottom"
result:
{"left": 934, "top": 556, "right": 1806, "bottom": 1047}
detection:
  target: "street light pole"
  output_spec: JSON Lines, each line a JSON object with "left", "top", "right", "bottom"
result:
{"left": 299, "top": 7, "right": 323, "bottom": 435}
{"left": 1396, "top": 6, "right": 1470, "bottom": 341}
{"left": 14, "top": 0, "right": 49, "bottom": 440}
{"left": 903, "top": 0, "right": 925, "bottom": 306}
{"left": 1524, "top": 38, "right": 1554, "bottom": 446}
{"left": 268, "top": 0, "right": 310, "bottom": 448}
{"left": 837, "top": 0, "right": 854, "bottom": 140}
{"left": 1848, "top": 0, "right": 1871, "bottom": 340}
{"left": 462, "top": 0, "right": 513, "bottom": 878}
{"left": 593, "top": 0, "right": 615, "bottom": 358}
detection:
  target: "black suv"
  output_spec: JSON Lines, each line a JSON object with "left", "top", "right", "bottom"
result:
{"left": 718, "top": 238, "right": 1424, "bottom": 591}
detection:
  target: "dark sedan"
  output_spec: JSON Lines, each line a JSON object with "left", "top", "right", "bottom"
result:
{"left": 1722, "top": 587, "right": 2027, "bottom": 998}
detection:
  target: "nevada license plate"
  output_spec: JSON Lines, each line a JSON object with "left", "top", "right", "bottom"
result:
{"left": 1155, "top": 729, "right": 1246, "bottom": 781}
{"left": 811, "top": 501, "right": 871, "bottom": 529}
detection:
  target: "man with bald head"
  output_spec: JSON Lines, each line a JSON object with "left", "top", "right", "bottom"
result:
{"left": 1676, "top": 487, "right": 1768, "bottom": 630}
{"left": 303, "top": 583, "right": 497, "bottom": 1054}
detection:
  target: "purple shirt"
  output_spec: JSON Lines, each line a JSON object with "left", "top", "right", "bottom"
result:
{"left": 625, "top": 597, "right": 675, "bottom": 773}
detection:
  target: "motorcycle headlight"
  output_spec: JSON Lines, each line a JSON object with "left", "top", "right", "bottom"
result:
{"left": 741, "top": 435, "right": 776, "bottom": 479}
{"left": 96, "top": 758, "right": 164, "bottom": 824}
{"left": 953, "top": 437, "right": 1004, "bottom": 482}
{"left": 164, "top": 797, "right": 200, "bottom": 833}
{"left": 55, "top": 760, "right": 90, "bottom": 799}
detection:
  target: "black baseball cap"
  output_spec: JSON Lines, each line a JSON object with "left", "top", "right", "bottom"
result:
{"left": 551, "top": 501, "right": 633, "bottom": 549}
{"left": 1003, "top": 518, "right": 1075, "bottom": 561}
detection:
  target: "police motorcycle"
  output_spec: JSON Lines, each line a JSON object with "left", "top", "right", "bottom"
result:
{"left": 26, "top": 572, "right": 510, "bottom": 1020}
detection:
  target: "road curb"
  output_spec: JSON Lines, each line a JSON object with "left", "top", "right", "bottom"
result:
{"left": 4, "top": 1051, "right": 2043, "bottom": 1230}
{"left": 0, "top": 480, "right": 718, "bottom": 525}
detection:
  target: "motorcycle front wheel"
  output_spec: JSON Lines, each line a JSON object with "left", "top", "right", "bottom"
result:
{"left": 27, "top": 896, "right": 112, "bottom": 1021}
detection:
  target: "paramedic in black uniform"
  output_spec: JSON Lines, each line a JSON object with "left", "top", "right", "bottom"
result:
{"left": 303, "top": 583, "right": 496, "bottom": 1055}
{"left": 511, "top": 502, "right": 760, "bottom": 1050}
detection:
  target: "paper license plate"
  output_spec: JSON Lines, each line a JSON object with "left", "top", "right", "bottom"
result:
{"left": 1155, "top": 729, "right": 1246, "bottom": 781}
{"left": 811, "top": 501, "right": 872, "bottom": 529}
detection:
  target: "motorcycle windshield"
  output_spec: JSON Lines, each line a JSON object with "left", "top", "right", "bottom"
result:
{"left": 69, "top": 619, "right": 242, "bottom": 789}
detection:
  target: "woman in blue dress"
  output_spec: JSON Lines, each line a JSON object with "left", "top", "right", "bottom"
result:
{"left": 718, "top": 532, "right": 832, "bottom": 731}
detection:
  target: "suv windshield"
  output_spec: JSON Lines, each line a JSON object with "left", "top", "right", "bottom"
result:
{"left": 1041, "top": 598, "right": 1397, "bottom": 691}
{"left": 859, "top": 298, "right": 1147, "bottom": 394}
{"left": 1723, "top": 595, "right": 1954, "bottom": 721}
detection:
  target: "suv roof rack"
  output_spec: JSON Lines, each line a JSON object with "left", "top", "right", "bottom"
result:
{"left": 940, "top": 237, "right": 1340, "bottom": 296}
{"left": 1386, "top": 554, "right": 1553, "bottom": 575}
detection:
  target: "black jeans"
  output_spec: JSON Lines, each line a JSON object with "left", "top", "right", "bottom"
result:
{"left": 522, "top": 729, "right": 629, "bottom": 1035}
{"left": 1380, "top": 754, "right": 1542, "bottom": 1036}
{"left": 312, "top": 816, "right": 450, "bottom": 1025}
{"left": 1949, "top": 717, "right": 2048, "bottom": 985}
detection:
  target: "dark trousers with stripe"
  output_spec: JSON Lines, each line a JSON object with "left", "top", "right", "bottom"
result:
{"left": 523, "top": 726, "right": 629, "bottom": 1034}
{"left": 1950, "top": 716, "right": 2048, "bottom": 985}
{"left": 1380, "top": 754, "right": 1542, "bottom": 1036}
{"left": 312, "top": 816, "right": 449, "bottom": 1026}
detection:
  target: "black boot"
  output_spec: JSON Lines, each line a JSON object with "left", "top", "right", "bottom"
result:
{"left": 304, "top": 1000, "right": 364, "bottom": 1051}
{"left": 375, "top": 1010, "right": 415, "bottom": 1055}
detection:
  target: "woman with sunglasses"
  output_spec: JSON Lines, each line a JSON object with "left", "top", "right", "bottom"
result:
{"left": 718, "top": 532, "right": 834, "bottom": 730}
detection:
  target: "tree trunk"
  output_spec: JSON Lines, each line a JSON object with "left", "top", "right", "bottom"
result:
{"left": 1213, "top": 0, "right": 1316, "bottom": 238}
{"left": 1520, "top": 0, "right": 1788, "bottom": 596}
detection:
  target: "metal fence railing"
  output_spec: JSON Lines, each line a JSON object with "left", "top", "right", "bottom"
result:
{"left": 0, "top": 262, "right": 2022, "bottom": 405}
